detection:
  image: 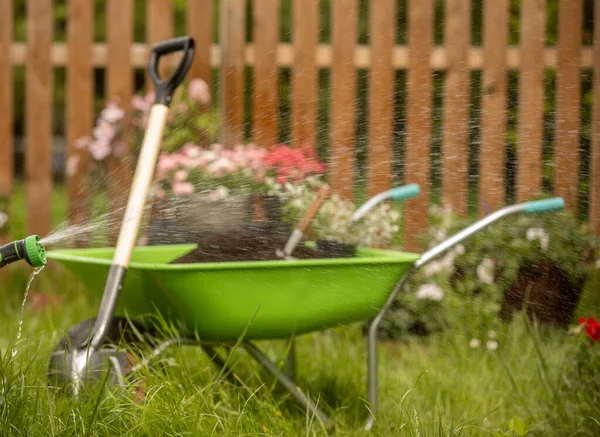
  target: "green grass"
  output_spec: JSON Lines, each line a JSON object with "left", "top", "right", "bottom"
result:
{"left": 1, "top": 262, "right": 599, "bottom": 436}
{"left": 1, "top": 182, "right": 599, "bottom": 435}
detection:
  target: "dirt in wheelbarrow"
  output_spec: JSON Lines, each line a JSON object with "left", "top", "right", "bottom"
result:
{"left": 170, "top": 229, "right": 329, "bottom": 263}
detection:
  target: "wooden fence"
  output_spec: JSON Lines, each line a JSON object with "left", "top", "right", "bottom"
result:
{"left": 0, "top": 0, "right": 598, "bottom": 252}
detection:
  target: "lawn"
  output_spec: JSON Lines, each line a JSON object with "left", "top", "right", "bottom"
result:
{"left": 1, "top": 184, "right": 599, "bottom": 436}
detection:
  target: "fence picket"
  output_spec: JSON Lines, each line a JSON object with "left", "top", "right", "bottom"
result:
{"left": 442, "top": 0, "right": 470, "bottom": 216}
{"left": 367, "top": 0, "right": 395, "bottom": 199}
{"left": 330, "top": 0, "right": 358, "bottom": 200}
{"left": 554, "top": 0, "right": 582, "bottom": 212}
{"left": 404, "top": 0, "right": 434, "bottom": 252}
{"left": 187, "top": 0, "right": 213, "bottom": 85}
{"left": 253, "top": 0, "right": 280, "bottom": 148}
{"left": 66, "top": 0, "right": 93, "bottom": 244}
{"left": 0, "top": 0, "right": 13, "bottom": 245}
{"left": 220, "top": 0, "right": 247, "bottom": 146}
{"left": 291, "top": 0, "right": 318, "bottom": 149}
{"left": 517, "top": 0, "right": 546, "bottom": 202}
{"left": 26, "top": 0, "right": 53, "bottom": 238}
{"left": 106, "top": 0, "right": 134, "bottom": 244}
{"left": 479, "top": 0, "right": 508, "bottom": 214}
{"left": 146, "top": 0, "right": 174, "bottom": 91}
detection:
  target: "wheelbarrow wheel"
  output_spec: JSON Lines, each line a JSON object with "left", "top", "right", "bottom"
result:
{"left": 47, "top": 316, "right": 152, "bottom": 400}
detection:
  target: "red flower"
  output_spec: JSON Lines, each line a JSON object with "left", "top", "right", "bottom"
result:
{"left": 579, "top": 316, "right": 600, "bottom": 342}
{"left": 264, "top": 143, "right": 326, "bottom": 184}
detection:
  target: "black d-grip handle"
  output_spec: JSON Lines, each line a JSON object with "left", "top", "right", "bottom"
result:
{"left": 148, "top": 36, "right": 196, "bottom": 106}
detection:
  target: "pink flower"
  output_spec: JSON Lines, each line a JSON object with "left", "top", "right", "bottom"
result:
{"left": 182, "top": 142, "right": 201, "bottom": 158}
{"left": 188, "top": 78, "right": 211, "bottom": 105}
{"left": 174, "top": 169, "right": 188, "bottom": 182}
{"left": 156, "top": 153, "right": 179, "bottom": 178}
{"left": 74, "top": 136, "right": 91, "bottom": 150}
{"left": 66, "top": 155, "right": 80, "bottom": 176}
{"left": 93, "top": 120, "right": 116, "bottom": 144}
{"left": 171, "top": 181, "right": 194, "bottom": 196}
{"left": 101, "top": 102, "right": 125, "bottom": 123}
{"left": 89, "top": 141, "right": 111, "bottom": 161}
{"left": 131, "top": 95, "right": 151, "bottom": 113}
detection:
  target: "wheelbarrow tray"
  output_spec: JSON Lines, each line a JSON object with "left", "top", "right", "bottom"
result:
{"left": 46, "top": 244, "right": 419, "bottom": 341}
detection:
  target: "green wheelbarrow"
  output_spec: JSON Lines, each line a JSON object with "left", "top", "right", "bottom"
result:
{"left": 46, "top": 196, "right": 565, "bottom": 430}
{"left": 43, "top": 35, "right": 567, "bottom": 431}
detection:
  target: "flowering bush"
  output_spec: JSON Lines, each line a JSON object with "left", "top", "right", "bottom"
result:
{"left": 263, "top": 144, "right": 327, "bottom": 185}
{"left": 378, "top": 197, "right": 600, "bottom": 341}
{"left": 71, "top": 78, "right": 218, "bottom": 185}
{"left": 265, "top": 176, "right": 401, "bottom": 248}
{"left": 154, "top": 142, "right": 268, "bottom": 199}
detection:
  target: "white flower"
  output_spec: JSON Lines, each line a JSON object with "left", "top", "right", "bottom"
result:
{"left": 476, "top": 257, "right": 495, "bottom": 284}
{"left": 526, "top": 227, "right": 540, "bottom": 241}
{"left": 486, "top": 340, "right": 498, "bottom": 351}
{"left": 435, "top": 229, "right": 447, "bottom": 242}
{"left": 488, "top": 330, "right": 497, "bottom": 340}
{"left": 455, "top": 244, "right": 465, "bottom": 255}
{"left": 526, "top": 227, "right": 549, "bottom": 251}
{"left": 415, "top": 284, "right": 445, "bottom": 302}
{"left": 469, "top": 338, "right": 481, "bottom": 349}
{"left": 424, "top": 260, "right": 444, "bottom": 277}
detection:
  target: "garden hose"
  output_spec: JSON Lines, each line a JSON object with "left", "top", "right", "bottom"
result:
{"left": 0, "top": 235, "right": 47, "bottom": 269}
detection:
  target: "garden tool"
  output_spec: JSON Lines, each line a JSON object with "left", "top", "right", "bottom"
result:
{"left": 276, "top": 184, "right": 331, "bottom": 260}
{"left": 48, "top": 36, "right": 196, "bottom": 394}
{"left": 351, "top": 183, "right": 420, "bottom": 223}
{"left": 0, "top": 235, "right": 47, "bottom": 269}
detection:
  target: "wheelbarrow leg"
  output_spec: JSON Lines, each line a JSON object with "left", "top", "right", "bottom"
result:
{"left": 285, "top": 338, "right": 297, "bottom": 379}
{"left": 243, "top": 341, "right": 332, "bottom": 429}
{"left": 364, "top": 272, "right": 413, "bottom": 431}
{"left": 201, "top": 345, "right": 239, "bottom": 385}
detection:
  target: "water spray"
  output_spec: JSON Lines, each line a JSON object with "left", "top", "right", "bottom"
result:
{"left": 0, "top": 235, "right": 47, "bottom": 269}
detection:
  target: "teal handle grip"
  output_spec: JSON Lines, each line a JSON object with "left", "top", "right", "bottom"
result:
{"left": 523, "top": 197, "right": 564, "bottom": 214}
{"left": 390, "top": 184, "right": 420, "bottom": 201}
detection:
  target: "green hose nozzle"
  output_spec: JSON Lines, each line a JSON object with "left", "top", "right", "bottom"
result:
{"left": 0, "top": 235, "right": 47, "bottom": 269}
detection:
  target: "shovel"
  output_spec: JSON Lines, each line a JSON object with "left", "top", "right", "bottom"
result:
{"left": 60, "top": 36, "right": 196, "bottom": 393}
{"left": 276, "top": 185, "right": 331, "bottom": 260}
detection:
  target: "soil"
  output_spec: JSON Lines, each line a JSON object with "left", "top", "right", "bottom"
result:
{"left": 171, "top": 226, "right": 329, "bottom": 263}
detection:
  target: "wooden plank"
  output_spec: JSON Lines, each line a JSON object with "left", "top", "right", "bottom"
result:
{"left": 66, "top": 0, "right": 93, "bottom": 243}
{"left": 187, "top": 0, "right": 213, "bottom": 84}
{"left": 479, "top": 0, "right": 508, "bottom": 213}
{"left": 252, "top": 0, "right": 280, "bottom": 148}
{"left": 442, "top": 0, "right": 470, "bottom": 215}
{"left": 329, "top": 0, "right": 358, "bottom": 200}
{"left": 517, "top": 0, "right": 546, "bottom": 202}
{"left": 26, "top": 0, "right": 53, "bottom": 238}
{"left": 404, "top": 0, "right": 434, "bottom": 252}
{"left": 367, "top": 0, "right": 395, "bottom": 198}
{"left": 146, "top": 0, "right": 174, "bottom": 90}
{"left": 591, "top": 0, "right": 600, "bottom": 234}
{"left": 106, "top": 0, "right": 134, "bottom": 244}
{"left": 0, "top": 0, "right": 13, "bottom": 245}
{"left": 8, "top": 42, "right": 597, "bottom": 70}
{"left": 220, "top": 0, "right": 247, "bottom": 146}
{"left": 291, "top": 0, "right": 318, "bottom": 149}
{"left": 554, "top": 0, "right": 582, "bottom": 212}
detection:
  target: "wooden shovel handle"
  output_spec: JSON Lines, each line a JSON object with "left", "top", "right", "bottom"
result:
{"left": 297, "top": 185, "right": 331, "bottom": 232}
